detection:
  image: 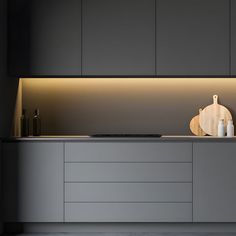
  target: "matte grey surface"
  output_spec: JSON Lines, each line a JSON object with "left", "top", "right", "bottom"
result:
{"left": 9, "top": 0, "right": 82, "bottom": 76}
{"left": 30, "top": 0, "right": 82, "bottom": 75}
{"left": 82, "top": 0, "right": 155, "bottom": 76}
{"left": 0, "top": 0, "right": 18, "bottom": 137}
{"left": 65, "top": 183, "right": 192, "bottom": 202}
{"left": 8, "top": 0, "right": 30, "bottom": 75}
{"left": 156, "top": 0, "right": 229, "bottom": 76}
{"left": 65, "top": 203, "right": 192, "bottom": 222}
{"left": 231, "top": 0, "right": 236, "bottom": 75}
{"left": 65, "top": 142, "right": 192, "bottom": 162}
{"left": 193, "top": 143, "right": 236, "bottom": 222}
{"left": 65, "top": 163, "right": 192, "bottom": 182}
{"left": 2, "top": 142, "right": 64, "bottom": 222}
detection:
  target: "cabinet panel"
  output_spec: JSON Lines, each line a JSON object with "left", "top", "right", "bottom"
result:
{"left": 156, "top": 0, "right": 229, "bottom": 76}
{"left": 231, "top": 0, "right": 236, "bottom": 75}
{"left": 65, "top": 163, "right": 192, "bottom": 182}
{"left": 82, "top": 0, "right": 155, "bottom": 76}
{"left": 65, "top": 142, "right": 192, "bottom": 163}
{"left": 65, "top": 203, "right": 192, "bottom": 222}
{"left": 8, "top": 0, "right": 82, "bottom": 76}
{"left": 2, "top": 142, "right": 64, "bottom": 222}
{"left": 65, "top": 183, "right": 192, "bottom": 202}
{"left": 193, "top": 143, "right": 236, "bottom": 222}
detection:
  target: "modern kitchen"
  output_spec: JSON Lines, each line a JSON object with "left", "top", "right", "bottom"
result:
{"left": 1, "top": 0, "right": 236, "bottom": 235}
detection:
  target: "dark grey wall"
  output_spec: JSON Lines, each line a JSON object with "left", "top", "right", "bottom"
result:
{"left": 22, "top": 78, "right": 236, "bottom": 136}
{"left": 0, "top": 0, "right": 19, "bottom": 138}
{"left": 0, "top": 0, "right": 5, "bottom": 231}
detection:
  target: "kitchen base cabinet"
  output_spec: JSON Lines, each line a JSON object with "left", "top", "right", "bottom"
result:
{"left": 193, "top": 143, "right": 236, "bottom": 222}
{"left": 65, "top": 162, "right": 192, "bottom": 182}
{"left": 65, "top": 141, "right": 193, "bottom": 222}
{"left": 65, "top": 142, "right": 192, "bottom": 162}
{"left": 2, "top": 142, "right": 64, "bottom": 222}
{"left": 65, "top": 203, "right": 192, "bottom": 222}
{"left": 65, "top": 183, "right": 192, "bottom": 203}
{"left": 4, "top": 140, "right": 236, "bottom": 224}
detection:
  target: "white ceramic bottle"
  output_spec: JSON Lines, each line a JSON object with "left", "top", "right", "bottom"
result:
{"left": 227, "top": 119, "right": 234, "bottom": 137}
{"left": 218, "top": 119, "right": 225, "bottom": 137}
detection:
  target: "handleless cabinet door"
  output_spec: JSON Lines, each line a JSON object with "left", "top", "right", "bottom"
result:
{"left": 231, "top": 0, "right": 236, "bottom": 75}
{"left": 8, "top": 0, "right": 82, "bottom": 76}
{"left": 156, "top": 0, "right": 229, "bottom": 76}
{"left": 2, "top": 142, "right": 64, "bottom": 222}
{"left": 193, "top": 143, "right": 236, "bottom": 222}
{"left": 82, "top": 0, "right": 155, "bottom": 76}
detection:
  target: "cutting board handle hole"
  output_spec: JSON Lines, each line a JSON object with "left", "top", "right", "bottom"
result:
{"left": 213, "top": 95, "right": 218, "bottom": 104}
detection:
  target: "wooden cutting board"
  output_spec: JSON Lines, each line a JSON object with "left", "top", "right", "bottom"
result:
{"left": 190, "top": 109, "right": 206, "bottom": 136}
{"left": 199, "top": 95, "right": 232, "bottom": 136}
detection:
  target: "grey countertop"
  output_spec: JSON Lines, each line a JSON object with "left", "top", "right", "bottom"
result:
{"left": 3, "top": 135, "right": 236, "bottom": 142}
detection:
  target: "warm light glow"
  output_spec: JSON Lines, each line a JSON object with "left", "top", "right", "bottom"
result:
{"left": 20, "top": 77, "right": 236, "bottom": 95}
{"left": 15, "top": 77, "right": 236, "bottom": 136}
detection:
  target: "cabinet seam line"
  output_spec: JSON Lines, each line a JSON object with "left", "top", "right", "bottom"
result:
{"left": 81, "top": 0, "right": 83, "bottom": 76}
{"left": 192, "top": 142, "right": 193, "bottom": 222}
{"left": 63, "top": 142, "right": 65, "bottom": 222}
{"left": 155, "top": 0, "right": 157, "bottom": 77}
{"left": 230, "top": 0, "right": 232, "bottom": 76}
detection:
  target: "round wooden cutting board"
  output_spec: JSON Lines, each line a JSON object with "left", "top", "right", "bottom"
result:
{"left": 190, "top": 109, "right": 206, "bottom": 136}
{"left": 199, "top": 95, "right": 232, "bottom": 136}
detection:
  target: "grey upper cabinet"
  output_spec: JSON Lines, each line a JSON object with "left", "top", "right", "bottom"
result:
{"left": 82, "top": 0, "right": 156, "bottom": 76}
{"left": 193, "top": 143, "right": 236, "bottom": 222}
{"left": 8, "top": 0, "right": 232, "bottom": 77}
{"left": 8, "top": 0, "right": 82, "bottom": 76}
{"left": 2, "top": 142, "right": 64, "bottom": 222}
{"left": 156, "top": 0, "right": 230, "bottom": 76}
{"left": 231, "top": 0, "right": 236, "bottom": 75}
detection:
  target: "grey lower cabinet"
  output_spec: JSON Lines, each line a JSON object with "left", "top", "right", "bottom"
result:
{"left": 82, "top": 0, "right": 155, "bottom": 76}
{"left": 193, "top": 143, "right": 236, "bottom": 222}
{"left": 65, "top": 142, "right": 193, "bottom": 222}
{"left": 8, "top": 0, "right": 82, "bottom": 76}
{"left": 2, "top": 142, "right": 64, "bottom": 222}
{"left": 156, "top": 0, "right": 229, "bottom": 76}
{"left": 5, "top": 140, "right": 236, "bottom": 223}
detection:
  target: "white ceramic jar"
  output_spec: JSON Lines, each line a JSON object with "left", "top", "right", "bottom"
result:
{"left": 218, "top": 119, "right": 225, "bottom": 137}
{"left": 227, "top": 119, "right": 234, "bottom": 137}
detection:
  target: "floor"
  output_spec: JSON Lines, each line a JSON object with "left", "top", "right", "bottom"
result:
{"left": 4, "top": 233, "right": 236, "bottom": 236}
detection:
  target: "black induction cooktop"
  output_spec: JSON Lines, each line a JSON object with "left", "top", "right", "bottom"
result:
{"left": 91, "top": 134, "right": 162, "bottom": 138}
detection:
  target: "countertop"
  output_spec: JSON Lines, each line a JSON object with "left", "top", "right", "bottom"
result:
{"left": 3, "top": 135, "right": 236, "bottom": 142}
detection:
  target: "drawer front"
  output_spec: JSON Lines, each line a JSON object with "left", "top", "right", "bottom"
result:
{"left": 65, "top": 142, "right": 192, "bottom": 163}
{"left": 65, "top": 183, "right": 192, "bottom": 202}
{"left": 65, "top": 203, "right": 192, "bottom": 222}
{"left": 65, "top": 163, "right": 192, "bottom": 182}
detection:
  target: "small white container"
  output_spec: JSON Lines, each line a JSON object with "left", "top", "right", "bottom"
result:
{"left": 227, "top": 119, "right": 234, "bottom": 137}
{"left": 218, "top": 119, "right": 225, "bottom": 137}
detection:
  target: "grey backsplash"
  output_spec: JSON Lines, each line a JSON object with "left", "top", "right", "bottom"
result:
{"left": 22, "top": 79, "right": 236, "bottom": 135}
